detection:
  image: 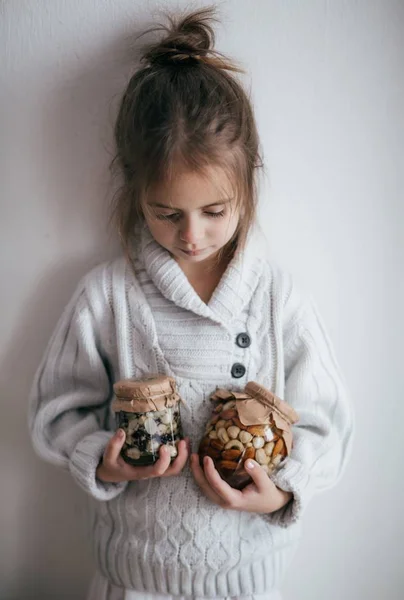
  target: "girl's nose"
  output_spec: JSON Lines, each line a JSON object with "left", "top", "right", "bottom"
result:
{"left": 179, "top": 216, "right": 204, "bottom": 245}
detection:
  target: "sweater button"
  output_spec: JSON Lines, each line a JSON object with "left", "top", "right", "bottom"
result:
{"left": 236, "top": 333, "right": 251, "bottom": 348}
{"left": 231, "top": 363, "right": 246, "bottom": 378}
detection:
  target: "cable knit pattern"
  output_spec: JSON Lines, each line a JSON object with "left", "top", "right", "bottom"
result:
{"left": 28, "top": 224, "right": 353, "bottom": 597}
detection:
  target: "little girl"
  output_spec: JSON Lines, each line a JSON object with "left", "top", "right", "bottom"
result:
{"left": 29, "top": 8, "right": 353, "bottom": 600}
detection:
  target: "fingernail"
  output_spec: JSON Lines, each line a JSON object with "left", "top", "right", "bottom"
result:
{"left": 246, "top": 460, "right": 255, "bottom": 470}
{"left": 117, "top": 429, "right": 124, "bottom": 438}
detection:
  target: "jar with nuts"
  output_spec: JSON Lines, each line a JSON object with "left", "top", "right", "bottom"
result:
{"left": 198, "top": 381, "right": 299, "bottom": 489}
{"left": 111, "top": 375, "right": 184, "bottom": 466}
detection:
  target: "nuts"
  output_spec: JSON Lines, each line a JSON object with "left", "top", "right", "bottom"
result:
{"left": 126, "top": 446, "right": 141, "bottom": 460}
{"left": 222, "top": 449, "right": 242, "bottom": 460}
{"left": 239, "top": 431, "right": 253, "bottom": 444}
{"left": 272, "top": 438, "right": 285, "bottom": 458}
{"left": 211, "top": 439, "right": 225, "bottom": 451}
{"left": 166, "top": 444, "right": 178, "bottom": 458}
{"left": 118, "top": 406, "right": 183, "bottom": 466}
{"left": 272, "top": 454, "right": 283, "bottom": 467}
{"left": 221, "top": 409, "right": 238, "bottom": 420}
{"left": 157, "top": 423, "right": 168, "bottom": 435}
{"left": 217, "top": 427, "right": 230, "bottom": 443}
{"left": 232, "top": 417, "right": 248, "bottom": 430}
{"left": 255, "top": 449, "right": 270, "bottom": 465}
{"left": 160, "top": 412, "right": 172, "bottom": 425}
{"left": 243, "top": 447, "right": 255, "bottom": 461}
{"left": 218, "top": 460, "right": 238, "bottom": 471}
{"left": 252, "top": 436, "right": 265, "bottom": 449}
{"left": 227, "top": 426, "right": 241, "bottom": 439}
{"left": 199, "top": 400, "right": 291, "bottom": 490}
{"left": 247, "top": 425, "right": 267, "bottom": 437}
{"left": 224, "top": 439, "right": 244, "bottom": 452}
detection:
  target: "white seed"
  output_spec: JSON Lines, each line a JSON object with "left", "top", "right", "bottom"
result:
{"left": 144, "top": 417, "right": 158, "bottom": 435}
{"left": 147, "top": 439, "right": 160, "bottom": 453}
{"left": 227, "top": 426, "right": 240, "bottom": 440}
{"left": 246, "top": 442, "right": 253, "bottom": 448}
{"left": 161, "top": 412, "right": 171, "bottom": 425}
{"left": 222, "top": 400, "right": 236, "bottom": 411}
{"left": 127, "top": 420, "right": 138, "bottom": 434}
{"left": 208, "top": 430, "right": 218, "bottom": 439}
{"left": 217, "top": 427, "right": 230, "bottom": 443}
{"left": 252, "top": 436, "right": 265, "bottom": 449}
{"left": 137, "top": 415, "right": 146, "bottom": 425}
{"left": 255, "top": 449, "right": 270, "bottom": 465}
{"left": 264, "top": 428, "right": 274, "bottom": 442}
{"left": 215, "top": 420, "right": 227, "bottom": 430}
{"left": 264, "top": 442, "right": 275, "bottom": 456}
{"left": 272, "top": 455, "right": 283, "bottom": 467}
{"left": 126, "top": 447, "right": 141, "bottom": 460}
{"left": 166, "top": 444, "right": 178, "bottom": 458}
{"left": 239, "top": 431, "right": 253, "bottom": 444}
{"left": 158, "top": 423, "right": 168, "bottom": 435}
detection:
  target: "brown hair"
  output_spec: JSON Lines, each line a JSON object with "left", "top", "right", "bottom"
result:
{"left": 111, "top": 7, "right": 262, "bottom": 259}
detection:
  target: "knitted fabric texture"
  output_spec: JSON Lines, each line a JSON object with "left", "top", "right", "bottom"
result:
{"left": 29, "top": 225, "right": 353, "bottom": 597}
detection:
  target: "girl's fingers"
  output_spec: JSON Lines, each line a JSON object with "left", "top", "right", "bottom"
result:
{"left": 163, "top": 439, "right": 189, "bottom": 476}
{"left": 202, "top": 456, "right": 242, "bottom": 508}
{"left": 103, "top": 429, "right": 126, "bottom": 467}
{"left": 243, "top": 459, "right": 272, "bottom": 494}
{"left": 190, "top": 454, "right": 223, "bottom": 505}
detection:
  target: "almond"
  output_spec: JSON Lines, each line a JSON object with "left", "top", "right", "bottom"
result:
{"left": 211, "top": 439, "right": 225, "bottom": 451}
{"left": 272, "top": 438, "right": 285, "bottom": 457}
{"left": 232, "top": 417, "right": 248, "bottom": 430}
{"left": 243, "top": 447, "right": 255, "bottom": 461}
{"left": 205, "top": 446, "right": 222, "bottom": 459}
{"left": 218, "top": 460, "right": 238, "bottom": 471}
{"left": 246, "top": 424, "right": 267, "bottom": 437}
{"left": 220, "top": 409, "right": 238, "bottom": 420}
{"left": 222, "top": 449, "right": 242, "bottom": 461}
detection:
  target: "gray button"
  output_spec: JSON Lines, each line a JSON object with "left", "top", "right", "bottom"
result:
{"left": 236, "top": 333, "right": 251, "bottom": 348}
{"left": 231, "top": 363, "right": 246, "bottom": 378}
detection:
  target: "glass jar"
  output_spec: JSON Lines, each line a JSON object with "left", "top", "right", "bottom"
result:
{"left": 198, "top": 381, "right": 299, "bottom": 490}
{"left": 112, "top": 375, "right": 184, "bottom": 466}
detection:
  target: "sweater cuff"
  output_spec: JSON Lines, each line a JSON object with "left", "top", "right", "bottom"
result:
{"left": 69, "top": 430, "right": 128, "bottom": 501}
{"left": 265, "top": 458, "right": 315, "bottom": 528}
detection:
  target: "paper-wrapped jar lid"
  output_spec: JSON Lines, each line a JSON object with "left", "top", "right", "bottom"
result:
{"left": 244, "top": 381, "right": 299, "bottom": 425}
{"left": 112, "top": 375, "right": 180, "bottom": 413}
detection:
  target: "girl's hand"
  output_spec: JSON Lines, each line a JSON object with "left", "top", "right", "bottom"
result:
{"left": 190, "top": 453, "right": 292, "bottom": 514}
{"left": 96, "top": 429, "right": 190, "bottom": 483}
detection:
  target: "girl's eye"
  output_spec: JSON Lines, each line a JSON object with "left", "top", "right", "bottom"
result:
{"left": 156, "top": 213, "right": 180, "bottom": 221}
{"left": 204, "top": 210, "right": 225, "bottom": 218}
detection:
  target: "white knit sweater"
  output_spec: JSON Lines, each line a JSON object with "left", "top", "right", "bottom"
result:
{"left": 29, "top": 224, "right": 353, "bottom": 597}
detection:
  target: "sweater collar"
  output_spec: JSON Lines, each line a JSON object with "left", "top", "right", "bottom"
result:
{"left": 137, "top": 223, "right": 267, "bottom": 326}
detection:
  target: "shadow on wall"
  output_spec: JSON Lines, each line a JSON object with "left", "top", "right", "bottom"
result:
{"left": 1, "top": 18, "right": 151, "bottom": 599}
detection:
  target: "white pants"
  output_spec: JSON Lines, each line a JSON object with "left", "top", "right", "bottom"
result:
{"left": 87, "top": 572, "right": 283, "bottom": 600}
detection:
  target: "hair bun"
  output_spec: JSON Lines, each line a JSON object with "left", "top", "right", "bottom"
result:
{"left": 142, "top": 7, "right": 216, "bottom": 67}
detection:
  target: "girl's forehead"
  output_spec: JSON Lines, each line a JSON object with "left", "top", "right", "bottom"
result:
{"left": 148, "top": 167, "right": 234, "bottom": 207}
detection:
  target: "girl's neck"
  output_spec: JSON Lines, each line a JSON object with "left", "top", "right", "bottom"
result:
{"left": 175, "top": 250, "right": 233, "bottom": 304}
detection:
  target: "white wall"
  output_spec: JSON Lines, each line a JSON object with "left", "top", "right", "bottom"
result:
{"left": 1, "top": 1, "right": 403, "bottom": 599}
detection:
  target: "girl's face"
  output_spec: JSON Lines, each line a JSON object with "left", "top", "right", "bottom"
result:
{"left": 143, "top": 166, "right": 240, "bottom": 267}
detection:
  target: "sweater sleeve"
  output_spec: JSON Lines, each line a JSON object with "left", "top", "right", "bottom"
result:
{"left": 28, "top": 274, "right": 128, "bottom": 501}
{"left": 266, "top": 284, "right": 354, "bottom": 527}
